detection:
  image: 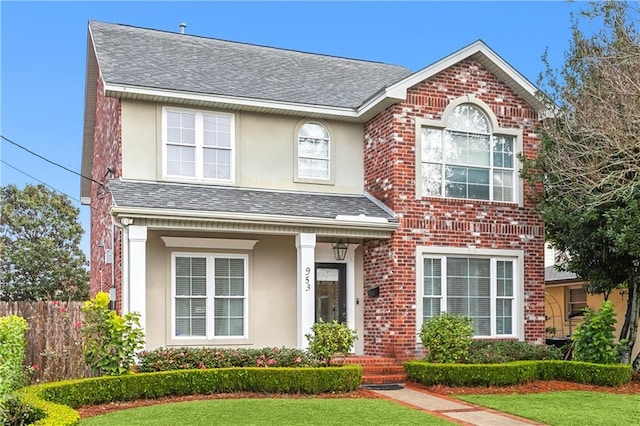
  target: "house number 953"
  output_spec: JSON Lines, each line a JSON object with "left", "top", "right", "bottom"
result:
{"left": 304, "top": 267, "right": 311, "bottom": 291}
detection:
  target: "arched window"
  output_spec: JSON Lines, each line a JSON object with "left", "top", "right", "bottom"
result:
{"left": 297, "top": 122, "right": 330, "bottom": 180}
{"left": 421, "top": 104, "right": 514, "bottom": 201}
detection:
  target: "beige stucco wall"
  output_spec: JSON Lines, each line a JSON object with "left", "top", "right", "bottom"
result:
{"left": 144, "top": 230, "right": 364, "bottom": 351}
{"left": 545, "top": 283, "right": 639, "bottom": 361}
{"left": 120, "top": 101, "right": 364, "bottom": 194}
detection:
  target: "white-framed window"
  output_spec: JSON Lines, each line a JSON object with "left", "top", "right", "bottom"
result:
{"left": 163, "top": 107, "right": 235, "bottom": 182}
{"left": 417, "top": 247, "right": 523, "bottom": 338}
{"left": 172, "top": 253, "right": 248, "bottom": 339}
{"left": 419, "top": 103, "right": 518, "bottom": 202}
{"left": 297, "top": 122, "right": 330, "bottom": 180}
{"left": 567, "top": 286, "right": 587, "bottom": 318}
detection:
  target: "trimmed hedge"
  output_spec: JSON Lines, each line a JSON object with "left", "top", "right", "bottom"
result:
{"left": 463, "top": 340, "right": 563, "bottom": 364}
{"left": 137, "top": 347, "right": 313, "bottom": 371}
{"left": 404, "top": 360, "right": 632, "bottom": 387}
{"left": 535, "top": 360, "right": 632, "bottom": 386}
{"left": 16, "top": 365, "right": 362, "bottom": 425}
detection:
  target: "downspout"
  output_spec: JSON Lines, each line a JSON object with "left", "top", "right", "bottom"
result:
{"left": 111, "top": 215, "right": 130, "bottom": 314}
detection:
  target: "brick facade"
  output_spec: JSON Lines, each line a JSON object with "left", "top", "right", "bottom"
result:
{"left": 89, "top": 75, "right": 123, "bottom": 311}
{"left": 363, "top": 59, "right": 546, "bottom": 359}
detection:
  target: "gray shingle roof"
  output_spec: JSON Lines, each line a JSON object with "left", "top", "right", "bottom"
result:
{"left": 109, "top": 180, "right": 396, "bottom": 222}
{"left": 89, "top": 21, "right": 411, "bottom": 109}
{"left": 545, "top": 266, "right": 578, "bottom": 282}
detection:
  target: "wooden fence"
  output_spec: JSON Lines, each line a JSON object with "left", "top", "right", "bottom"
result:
{"left": 0, "top": 301, "right": 91, "bottom": 382}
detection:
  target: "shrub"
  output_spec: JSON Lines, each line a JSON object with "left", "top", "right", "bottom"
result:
{"left": 463, "top": 340, "right": 563, "bottom": 364}
{"left": 137, "top": 347, "right": 314, "bottom": 372}
{"left": 81, "top": 292, "right": 145, "bottom": 375}
{"left": 15, "top": 365, "right": 362, "bottom": 425}
{"left": 0, "top": 315, "right": 29, "bottom": 395}
{"left": 404, "top": 359, "right": 632, "bottom": 387}
{"left": 305, "top": 320, "right": 358, "bottom": 366}
{"left": 572, "top": 300, "right": 625, "bottom": 364}
{"left": 418, "top": 313, "right": 474, "bottom": 363}
{"left": 405, "top": 361, "right": 538, "bottom": 386}
{"left": 0, "top": 395, "right": 45, "bottom": 426}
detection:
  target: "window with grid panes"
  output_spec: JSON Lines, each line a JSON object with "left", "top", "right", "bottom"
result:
{"left": 421, "top": 104, "right": 515, "bottom": 201}
{"left": 297, "top": 122, "right": 330, "bottom": 180}
{"left": 173, "top": 254, "right": 247, "bottom": 338}
{"left": 421, "top": 256, "right": 515, "bottom": 337}
{"left": 567, "top": 286, "right": 587, "bottom": 318}
{"left": 164, "top": 107, "right": 234, "bottom": 182}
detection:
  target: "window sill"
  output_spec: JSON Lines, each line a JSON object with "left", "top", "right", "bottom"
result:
{"left": 418, "top": 195, "right": 519, "bottom": 207}
{"left": 294, "top": 177, "right": 334, "bottom": 186}
{"left": 168, "top": 337, "right": 252, "bottom": 346}
{"left": 162, "top": 176, "right": 235, "bottom": 186}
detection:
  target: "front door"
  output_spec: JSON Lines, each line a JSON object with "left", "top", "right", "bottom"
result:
{"left": 315, "top": 263, "right": 347, "bottom": 323}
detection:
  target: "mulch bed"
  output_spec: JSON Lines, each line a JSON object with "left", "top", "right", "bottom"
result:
{"left": 77, "top": 376, "right": 640, "bottom": 419}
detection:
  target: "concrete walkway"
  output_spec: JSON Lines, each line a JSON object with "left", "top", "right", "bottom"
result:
{"left": 369, "top": 385, "right": 545, "bottom": 426}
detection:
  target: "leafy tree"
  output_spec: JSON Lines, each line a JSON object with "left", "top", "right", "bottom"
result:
{"left": 525, "top": 1, "right": 640, "bottom": 370}
{"left": 0, "top": 184, "right": 89, "bottom": 301}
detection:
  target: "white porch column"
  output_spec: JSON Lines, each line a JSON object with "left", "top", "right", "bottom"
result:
{"left": 127, "top": 225, "right": 148, "bottom": 340}
{"left": 345, "top": 246, "right": 358, "bottom": 333}
{"left": 295, "top": 233, "right": 316, "bottom": 349}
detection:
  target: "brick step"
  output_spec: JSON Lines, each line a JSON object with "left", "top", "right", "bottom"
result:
{"left": 362, "top": 365, "right": 405, "bottom": 375}
{"left": 361, "top": 373, "right": 408, "bottom": 385}
{"left": 337, "top": 356, "right": 396, "bottom": 366}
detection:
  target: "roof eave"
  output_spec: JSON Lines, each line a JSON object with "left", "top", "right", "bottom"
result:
{"left": 103, "top": 83, "right": 363, "bottom": 122}
{"left": 110, "top": 205, "right": 399, "bottom": 235}
{"left": 360, "top": 40, "right": 548, "bottom": 117}
{"left": 80, "top": 26, "right": 100, "bottom": 202}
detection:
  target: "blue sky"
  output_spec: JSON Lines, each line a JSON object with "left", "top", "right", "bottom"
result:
{"left": 0, "top": 1, "right": 580, "bottom": 256}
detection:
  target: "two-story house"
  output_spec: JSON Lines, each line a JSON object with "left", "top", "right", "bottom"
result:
{"left": 82, "top": 21, "right": 546, "bottom": 359}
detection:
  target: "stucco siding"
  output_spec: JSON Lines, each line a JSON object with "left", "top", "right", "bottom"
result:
{"left": 120, "top": 101, "right": 364, "bottom": 194}
{"left": 144, "top": 231, "right": 322, "bottom": 349}
{"left": 545, "top": 284, "right": 640, "bottom": 361}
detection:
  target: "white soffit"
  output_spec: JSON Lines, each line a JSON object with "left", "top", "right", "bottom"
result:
{"left": 160, "top": 236, "right": 259, "bottom": 250}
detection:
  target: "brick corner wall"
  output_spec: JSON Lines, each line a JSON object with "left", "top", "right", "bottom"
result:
{"left": 362, "top": 58, "right": 546, "bottom": 359}
{"left": 89, "top": 75, "right": 123, "bottom": 312}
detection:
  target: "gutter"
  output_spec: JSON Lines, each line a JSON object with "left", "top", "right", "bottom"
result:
{"left": 109, "top": 206, "right": 399, "bottom": 232}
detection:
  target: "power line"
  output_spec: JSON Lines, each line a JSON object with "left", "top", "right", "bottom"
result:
{"left": 1, "top": 134, "right": 104, "bottom": 187}
{"left": 1, "top": 159, "right": 82, "bottom": 203}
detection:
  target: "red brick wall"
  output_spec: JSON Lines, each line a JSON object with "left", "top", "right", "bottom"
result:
{"left": 89, "top": 75, "right": 123, "bottom": 311}
{"left": 363, "top": 59, "right": 545, "bottom": 359}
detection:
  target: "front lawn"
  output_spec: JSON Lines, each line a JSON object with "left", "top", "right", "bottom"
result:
{"left": 79, "top": 398, "right": 454, "bottom": 425}
{"left": 457, "top": 391, "right": 640, "bottom": 426}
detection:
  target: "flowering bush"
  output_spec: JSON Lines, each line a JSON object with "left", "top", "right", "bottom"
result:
{"left": 81, "top": 292, "right": 144, "bottom": 375}
{"left": 136, "top": 347, "right": 314, "bottom": 372}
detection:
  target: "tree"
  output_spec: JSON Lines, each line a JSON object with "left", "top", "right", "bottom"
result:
{"left": 0, "top": 184, "right": 89, "bottom": 301}
{"left": 525, "top": 1, "right": 640, "bottom": 370}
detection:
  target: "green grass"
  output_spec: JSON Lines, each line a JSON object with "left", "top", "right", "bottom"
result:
{"left": 79, "top": 398, "right": 454, "bottom": 425}
{"left": 457, "top": 391, "right": 640, "bottom": 426}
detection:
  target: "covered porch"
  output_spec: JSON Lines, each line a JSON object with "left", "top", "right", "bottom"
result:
{"left": 108, "top": 179, "right": 398, "bottom": 353}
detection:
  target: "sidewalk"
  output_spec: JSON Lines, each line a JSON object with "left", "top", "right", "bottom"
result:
{"left": 368, "top": 385, "right": 546, "bottom": 426}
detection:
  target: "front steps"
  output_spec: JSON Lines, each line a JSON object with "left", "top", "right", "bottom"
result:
{"left": 338, "top": 356, "right": 407, "bottom": 385}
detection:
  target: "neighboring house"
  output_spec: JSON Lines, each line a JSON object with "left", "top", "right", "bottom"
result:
{"left": 545, "top": 265, "right": 640, "bottom": 360}
{"left": 81, "top": 21, "right": 546, "bottom": 360}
